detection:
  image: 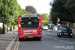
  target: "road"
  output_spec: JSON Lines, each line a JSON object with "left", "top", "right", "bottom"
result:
{"left": 12, "top": 30, "right": 75, "bottom": 50}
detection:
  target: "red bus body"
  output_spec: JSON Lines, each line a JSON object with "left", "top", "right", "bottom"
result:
{"left": 18, "top": 14, "right": 42, "bottom": 40}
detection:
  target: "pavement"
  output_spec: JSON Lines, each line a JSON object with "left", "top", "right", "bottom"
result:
{"left": 0, "top": 29, "right": 18, "bottom": 50}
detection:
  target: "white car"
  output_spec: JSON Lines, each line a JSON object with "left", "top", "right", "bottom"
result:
{"left": 42, "top": 26, "right": 48, "bottom": 30}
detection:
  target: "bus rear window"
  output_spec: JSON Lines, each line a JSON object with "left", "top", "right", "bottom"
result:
{"left": 20, "top": 17, "right": 39, "bottom": 29}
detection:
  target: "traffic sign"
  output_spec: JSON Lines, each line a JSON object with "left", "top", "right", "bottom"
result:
{"left": 11, "top": 16, "right": 14, "bottom": 20}
{"left": 57, "top": 17, "right": 60, "bottom": 22}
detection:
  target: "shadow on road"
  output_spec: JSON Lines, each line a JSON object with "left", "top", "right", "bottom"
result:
{"left": 18, "top": 38, "right": 41, "bottom": 42}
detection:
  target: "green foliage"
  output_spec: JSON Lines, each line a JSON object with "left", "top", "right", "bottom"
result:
{"left": 22, "top": 9, "right": 31, "bottom": 14}
{"left": 0, "top": 0, "right": 30, "bottom": 27}
{"left": 41, "top": 13, "right": 48, "bottom": 21}
{"left": 42, "top": 20, "right": 48, "bottom": 25}
{"left": 41, "top": 13, "right": 48, "bottom": 25}
{"left": 64, "top": 0, "right": 75, "bottom": 12}
{"left": 64, "top": 0, "right": 75, "bottom": 22}
{"left": 50, "top": 0, "right": 75, "bottom": 24}
{"left": 35, "top": 13, "right": 39, "bottom": 14}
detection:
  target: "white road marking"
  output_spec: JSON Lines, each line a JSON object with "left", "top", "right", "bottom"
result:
{"left": 14, "top": 41, "right": 20, "bottom": 50}
{"left": 65, "top": 41, "right": 73, "bottom": 44}
{"left": 58, "top": 40, "right": 64, "bottom": 42}
{"left": 45, "top": 35, "right": 53, "bottom": 38}
{"left": 45, "top": 35, "right": 75, "bottom": 44}
{"left": 54, "top": 38, "right": 58, "bottom": 40}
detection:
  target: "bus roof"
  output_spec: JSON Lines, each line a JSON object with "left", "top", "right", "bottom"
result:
{"left": 19, "top": 14, "right": 40, "bottom": 18}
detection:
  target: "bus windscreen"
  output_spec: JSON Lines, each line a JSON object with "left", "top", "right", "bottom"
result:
{"left": 20, "top": 17, "right": 39, "bottom": 29}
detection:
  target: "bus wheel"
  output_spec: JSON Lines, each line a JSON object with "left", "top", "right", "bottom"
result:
{"left": 38, "top": 38, "right": 41, "bottom": 41}
{"left": 19, "top": 38, "right": 22, "bottom": 41}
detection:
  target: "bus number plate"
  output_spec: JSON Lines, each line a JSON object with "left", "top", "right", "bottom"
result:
{"left": 28, "top": 36, "right": 33, "bottom": 38}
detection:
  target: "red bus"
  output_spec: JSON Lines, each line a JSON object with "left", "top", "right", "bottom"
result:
{"left": 18, "top": 14, "right": 42, "bottom": 41}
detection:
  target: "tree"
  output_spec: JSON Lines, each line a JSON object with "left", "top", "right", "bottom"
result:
{"left": 64, "top": 0, "right": 75, "bottom": 22}
{"left": 41, "top": 13, "right": 48, "bottom": 21}
{"left": 0, "top": 0, "right": 31, "bottom": 27}
{"left": 22, "top": 9, "right": 31, "bottom": 14}
{"left": 26, "top": 6, "right": 36, "bottom": 14}
{"left": 42, "top": 20, "right": 48, "bottom": 25}
{"left": 50, "top": 0, "right": 75, "bottom": 24}
{"left": 41, "top": 13, "right": 48, "bottom": 25}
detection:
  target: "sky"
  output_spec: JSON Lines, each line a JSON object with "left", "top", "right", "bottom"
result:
{"left": 17, "top": 0, "right": 52, "bottom": 14}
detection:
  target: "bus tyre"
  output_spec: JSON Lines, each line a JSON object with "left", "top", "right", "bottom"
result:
{"left": 19, "top": 38, "right": 22, "bottom": 41}
{"left": 38, "top": 38, "right": 41, "bottom": 41}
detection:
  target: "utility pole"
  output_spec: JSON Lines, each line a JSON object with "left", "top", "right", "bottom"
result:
{"left": 7, "top": 0, "right": 8, "bottom": 32}
{"left": 13, "top": 14, "right": 15, "bottom": 29}
{"left": 10, "top": 0, "right": 12, "bottom": 31}
{"left": 3, "top": 0, "right": 5, "bottom": 34}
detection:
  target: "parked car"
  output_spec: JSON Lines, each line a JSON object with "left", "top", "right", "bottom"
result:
{"left": 57, "top": 27, "right": 72, "bottom": 38}
{"left": 42, "top": 26, "right": 48, "bottom": 30}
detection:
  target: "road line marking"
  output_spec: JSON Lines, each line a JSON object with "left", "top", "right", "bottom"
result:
{"left": 17, "top": 41, "right": 20, "bottom": 50}
{"left": 69, "top": 43, "right": 73, "bottom": 44}
{"left": 58, "top": 40, "right": 63, "bottom": 42}
{"left": 65, "top": 41, "right": 73, "bottom": 44}
{"left": 53, "top": 38, "right": 57, "bottom": 40}
{"left": 14, "top": 41, "right": 20, "bottom": 50}
{"left": 44, "top": 34, "right": 75, "bottom": 44}
{"left": 14, "top": 41, "right": 18, "bottom": 50}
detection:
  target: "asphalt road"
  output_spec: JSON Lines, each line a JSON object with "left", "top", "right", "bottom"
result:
{"left": 12, "top": 30, "right": 75, "bottom": 50}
